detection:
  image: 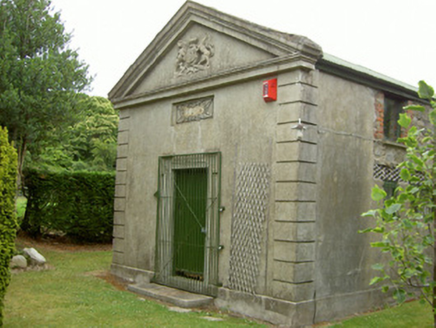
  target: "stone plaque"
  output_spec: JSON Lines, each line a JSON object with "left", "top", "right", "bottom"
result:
{"left": 174, "top": 97, "right": 213, "bottom": 124}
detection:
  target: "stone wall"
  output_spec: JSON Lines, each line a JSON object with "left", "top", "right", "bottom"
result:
{"left": 314, "top": 72, "right": 382, "bottom": 322}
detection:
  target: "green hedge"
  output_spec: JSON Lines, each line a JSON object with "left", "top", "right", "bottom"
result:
{"left": 22, "top": 170, "right": 115, "bottom": 243}
{"left": 0, "top": 127, "right": 18, "bottom": 326}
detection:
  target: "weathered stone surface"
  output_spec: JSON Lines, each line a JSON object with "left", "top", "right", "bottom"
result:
{"left": 10, "top": 255, "right": 27, "bottom": 269}
{"left": 277, "top": 102, "right": 318, "bottom": 125}
{"left": 271, "top": 280, "right": 315, "bottom": 302}
{"left": 23, "top": 248, "right": 46, "bottom": 265}
{"left": 274, "top": 241, "right": 315, "bottom": 262}
{"left": 201, "top": 316, "right": 223, "bottom": 322}
{"left": 274, "top": 221, "right": 316, "bottom": 242}
{"left": 275, "top": 201, "right": 316, "bottom": 222}
{"left": 168, "top": 307, "right": 192, "bottom": 313}
{"left": 278, "top": 83, "right": 318, "bottom": 105}
{"left": 117, "top": 131, "right": 129, "bottom": 145}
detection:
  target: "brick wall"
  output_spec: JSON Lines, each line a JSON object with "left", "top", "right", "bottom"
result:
{"left": 374, "top": 92, "right": 384, "bottom": 139}
{"left": 373, "top": 92, "right": 413, "bottom": 140}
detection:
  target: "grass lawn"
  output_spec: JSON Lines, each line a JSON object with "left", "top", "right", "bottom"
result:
{"left": 5, "top": 236, "right": 433, "bottom": 328}
{"left": 5, "top": 240, "right": 266, "bottom": 328}
{"left": 327, "top": 300, "right": 432, "bottom": 327}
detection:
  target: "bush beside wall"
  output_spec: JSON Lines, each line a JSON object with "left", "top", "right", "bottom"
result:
{"left": 0, "top": 127, "right": 18, "bottom": 326}
{"left": 23, "top": 170, "right": 115, "bottom": 243}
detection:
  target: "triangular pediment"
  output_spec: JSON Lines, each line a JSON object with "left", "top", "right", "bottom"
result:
{"left": 109, "top": 1, "right": 322, "bottom": 103}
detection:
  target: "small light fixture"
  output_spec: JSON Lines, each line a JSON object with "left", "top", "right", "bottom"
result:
{"left": 291, "top": 118, "right": 306, "bottom": 140}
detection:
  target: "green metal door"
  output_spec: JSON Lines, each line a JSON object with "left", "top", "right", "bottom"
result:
{"left": 154, "top": 152, "right": 221, "bottom": 296}
{"left": 173, "top": 168, "right": 207, "bottom": 280}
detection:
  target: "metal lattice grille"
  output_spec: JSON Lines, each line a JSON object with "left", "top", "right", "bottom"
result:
{"left": 228, "top": 163, "right": 270, "bottom": 293}
{"left": 154, "top": 152, "right": 221, "bottom": 296}
{"left": 373, "top": 163, "right": 401, "bottom": 181}
{"left": 373, "top": 163, "right": 424, "bottom": 182}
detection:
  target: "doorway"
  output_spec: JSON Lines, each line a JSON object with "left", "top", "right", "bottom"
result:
{"left": 154, "top": 152, "right": 221, "bottom": 296}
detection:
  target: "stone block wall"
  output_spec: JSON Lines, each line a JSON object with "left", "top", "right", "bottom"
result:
{"left": 271, "top": 67, "right": 318, "bottom": 303}
{"left": 112, "top": 109, "right": 130, "bottom": 268}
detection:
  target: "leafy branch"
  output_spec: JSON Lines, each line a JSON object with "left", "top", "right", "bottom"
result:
{"left": 362, "top": 81, "right": 436, "bottom": 319}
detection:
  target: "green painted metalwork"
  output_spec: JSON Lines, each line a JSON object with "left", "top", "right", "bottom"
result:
{"left": 173, "top": 168, "right": 207, "bottom": 279}
{"left": 154, "top": 152, "right": 221, "bottom": 296}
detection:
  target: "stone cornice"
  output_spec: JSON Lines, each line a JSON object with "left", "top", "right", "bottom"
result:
{"left": 112, "top": 54, "right": 317, "bottom": 109}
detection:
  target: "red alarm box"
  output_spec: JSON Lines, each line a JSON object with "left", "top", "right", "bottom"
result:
{"left": 263, "top": 78, "right": 277, "bottom": 102}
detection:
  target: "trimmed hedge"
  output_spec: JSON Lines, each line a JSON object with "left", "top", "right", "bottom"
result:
{"left": 0, "top": 127, "right": 18, "bottom": 326}
{"left": 22, "top": 170, "right": 115, "bottom": 243}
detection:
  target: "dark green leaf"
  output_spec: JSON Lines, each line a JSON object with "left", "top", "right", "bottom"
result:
{"left": 409, "top": 187, "right": 419, "bottom": 194}
{"left": 371, "top": 241, "right": 389, "bottom": 248}
{"left": 371, "top": 186, "right": 387, "bottom": 202}
{"left": 362, "top": 210, "right": 377, "bottom": 217}
{"left": 398, "top": 113, "right": 412, "bottom": 128}
{"left": 403, "top": 105, "right": 425, "bottom": 112}
{"left": 401, "top": 218, "right": 413, "bottom": 229}
{"left": 400, "top": 168, "right": 411, "bottom": 181}
{"left": 410, "top": 155, "right": 424, "bottom": 168}
{"left": 393, "top": 289, "right": 406, "bottom": 303}
{"left": 385, "top": 203, "right": 401, "bottom": 215}
{"left": 370, "top": 276, "right": 384, "bottom": 285}
{"left": 418, "top": 80, "right": 434, "bottom": 100}
{"left": 429, "top": 109, "right": 436, "bottom": 126}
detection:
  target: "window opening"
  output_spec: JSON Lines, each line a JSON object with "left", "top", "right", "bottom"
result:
{"left": 384, "top": 96, "right": 404, "bottom": 142}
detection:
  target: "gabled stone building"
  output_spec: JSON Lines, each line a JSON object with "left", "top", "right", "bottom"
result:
{"left": 108, "top": 1, "right": 424, "bottom": 326}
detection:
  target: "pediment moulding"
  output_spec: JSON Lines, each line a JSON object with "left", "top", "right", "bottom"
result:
{"left": 109, "top": 1, "right": 322, "bottom": 104}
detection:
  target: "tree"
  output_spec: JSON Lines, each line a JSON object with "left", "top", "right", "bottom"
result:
{"left": 362, "top": 81, "right": 436, "bottom": 325}
{"left": 28, "top": 94, "right": 119, "bottom": 172}
{"left": 0, "top": 0, "right": 91, "bottom": 185}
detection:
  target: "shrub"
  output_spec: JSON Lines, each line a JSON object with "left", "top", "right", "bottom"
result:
{"left": 0, "top": 126, "right": 18, "bottom": 326}
{"left": 22, "top": 170, "right": 115, "bottom": 243}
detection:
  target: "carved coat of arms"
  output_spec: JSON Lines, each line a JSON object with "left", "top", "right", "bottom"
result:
{"left": 175, "top": 35, "right": 214, "bottom": 76}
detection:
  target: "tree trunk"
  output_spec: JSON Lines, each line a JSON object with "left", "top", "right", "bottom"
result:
{"left": 16, "top": 137, "right": 27, "bottom": 192}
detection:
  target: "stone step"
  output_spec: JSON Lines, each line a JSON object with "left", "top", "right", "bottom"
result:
{"left": 128, "top": 283, "right": 214, "bottom": 308}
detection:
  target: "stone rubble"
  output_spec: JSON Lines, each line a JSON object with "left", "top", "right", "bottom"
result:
{"left": 10, "top": 247, "right": 47, "bottom": 270}
{"left": 23, "top": 247, "right": 46, "bottom": 265}
{"left": 10, "top": 255, "right": 27, "bottom": 269}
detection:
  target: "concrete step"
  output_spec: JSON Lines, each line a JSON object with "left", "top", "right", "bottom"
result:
{"left": 128, "top": 283, "right": 214, "bottom": 308}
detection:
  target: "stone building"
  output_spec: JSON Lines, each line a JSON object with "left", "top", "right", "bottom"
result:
{"left": 108, "top": 1, "right": 425, "bottom": 326}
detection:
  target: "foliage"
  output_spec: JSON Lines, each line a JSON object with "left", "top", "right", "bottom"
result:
{"left": 22, "top": 169, "right": 115, "bottom": 242}
{"left": 0, "top": 0, "right": 91, "bottom": 182}
{"left": 0, "top": 126, "right": 18, "bottom": 326}
{"left": 15, "top": 197, "right": 26, "bottom": 224}
{"left": 361, "top": 81, "right": 436, "bottom": 313}
{"left": 28, "top": 94, "right": 119, "bottom": 172}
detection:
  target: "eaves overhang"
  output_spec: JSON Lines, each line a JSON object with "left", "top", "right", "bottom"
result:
{"left": 317, "top": 53, "right": 422, "bottom": 102}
